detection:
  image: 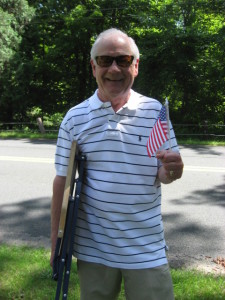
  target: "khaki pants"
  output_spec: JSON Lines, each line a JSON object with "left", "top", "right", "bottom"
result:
{"left": 77, "top": 260, "right": 174, "bottom": 300}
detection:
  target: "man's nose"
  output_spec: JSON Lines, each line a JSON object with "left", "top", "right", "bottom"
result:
{"left": 109, "top": 60, "right": 121, "bottom": 70}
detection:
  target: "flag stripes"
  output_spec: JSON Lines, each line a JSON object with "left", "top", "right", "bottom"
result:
{"left": 147, "top": 106, "right": 168, "bottom": 158}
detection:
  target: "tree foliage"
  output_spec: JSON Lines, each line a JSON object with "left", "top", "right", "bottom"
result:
{"left": 0, "top": 0, "right": 224, "bottom": 125}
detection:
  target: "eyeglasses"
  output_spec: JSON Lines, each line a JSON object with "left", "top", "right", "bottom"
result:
{"left": 95, "top": 55, "right": 134, "bottom": 68}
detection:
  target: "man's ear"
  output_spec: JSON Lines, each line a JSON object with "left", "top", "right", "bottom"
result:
{"left": 90, "top": 60, "right": 96, "bottom": 78}
{"left": 134, "top": 59, "right": 139, "bottom": 78}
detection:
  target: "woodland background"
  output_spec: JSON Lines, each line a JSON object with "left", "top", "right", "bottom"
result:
{"left": 0, "top": 0, "right": 224, "bottom": 134}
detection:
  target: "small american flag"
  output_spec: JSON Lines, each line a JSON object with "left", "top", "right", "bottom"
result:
{"left": 147, "top": 106, "right": 169, "bottom": 158}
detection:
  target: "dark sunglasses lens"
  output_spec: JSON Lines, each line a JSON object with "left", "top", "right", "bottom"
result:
{"left": 117, "top": 56, "right": 134, "bottom": 67}
{"left": 96, "top": 56, "right": 134, "bottom": 67}
{"left": 96, "top": 56, "right": 113, "bottom": 67}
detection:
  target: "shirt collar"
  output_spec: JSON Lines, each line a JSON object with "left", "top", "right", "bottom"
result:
{"left": 89, "top": 89, "right": 139, "bottom": 111}
{"left": 89, "top": 90, "right": 110, "bottom": 110}
{"left": 122, "top": 90, "right": 139, "bottom": 110}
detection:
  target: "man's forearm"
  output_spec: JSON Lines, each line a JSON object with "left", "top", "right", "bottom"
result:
{"left": 50, "top": 175, "right": 66, "bottom": 263}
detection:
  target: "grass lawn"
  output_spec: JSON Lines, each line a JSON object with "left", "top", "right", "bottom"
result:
{"left": 0, "top": 245, "right": 224, "bottom": 300}
{"left": 0, "top": 131, "right": 58, "bottom": 140}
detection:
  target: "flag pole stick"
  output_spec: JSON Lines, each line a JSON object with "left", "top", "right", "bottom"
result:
{"left": 165, "top": 97, "right": 171, "bottom": 150}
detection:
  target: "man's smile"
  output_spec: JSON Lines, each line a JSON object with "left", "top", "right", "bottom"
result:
{"left": 105, "top": 78, "right": 123, "bottom": 82}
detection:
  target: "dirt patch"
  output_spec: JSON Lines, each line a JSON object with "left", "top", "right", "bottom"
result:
{"left": 168, "top": 253, "right": 225, "bottom": 275}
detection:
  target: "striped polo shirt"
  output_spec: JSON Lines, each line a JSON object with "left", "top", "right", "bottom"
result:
{"left": 55, "top": 89, "right": 179, "bottom": 269}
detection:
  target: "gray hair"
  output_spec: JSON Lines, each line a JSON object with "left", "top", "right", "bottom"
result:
{"left": 90, "top": 28, "right": 140, "bottom": 63}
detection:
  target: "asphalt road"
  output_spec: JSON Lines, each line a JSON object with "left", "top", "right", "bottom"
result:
{"left": 0, "top": 139, "right": 224, "bottom": 269}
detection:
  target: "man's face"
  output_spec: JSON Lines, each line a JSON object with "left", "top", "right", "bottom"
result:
{"left": 91, "top": 35, "right": 139, "bottom": 103}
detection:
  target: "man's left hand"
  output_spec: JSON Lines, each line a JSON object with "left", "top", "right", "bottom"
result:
{"left": 156, "top": 150, "right": 184, "bottom": 183}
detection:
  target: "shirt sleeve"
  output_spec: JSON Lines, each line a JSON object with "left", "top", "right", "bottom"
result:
{"left": 54, "top": 114, "right": 73, "bottom": 176}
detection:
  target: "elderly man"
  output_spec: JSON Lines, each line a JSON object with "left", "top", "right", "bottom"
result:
{"left": 51, "top": 28, "right": 183, "bottom": 300}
